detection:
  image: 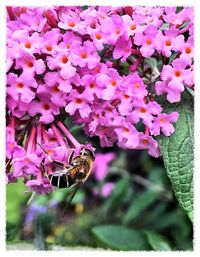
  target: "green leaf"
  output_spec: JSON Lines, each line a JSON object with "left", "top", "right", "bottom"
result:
{"left": 169, "top": 52, "right": 178, "bottom": 64}
{"left": 157, "top": 93, "right": 194, "bottom": 222}
{"left": 144, "top": 231, "right": 172, "bottom": 251}
{"left": 92, "top": 225, "right": 149, "bottom": 250}
{"left": 101, "top": 176, "right": 129, "bottom": 212}
{"left": 160, "top": 23, "right": 170, "bottom": 31}
{"left": 179, "top": 20, "right": 190, "bottom": 30}
{"left": 123, "top": 191, "right": 158, "bottom": 224}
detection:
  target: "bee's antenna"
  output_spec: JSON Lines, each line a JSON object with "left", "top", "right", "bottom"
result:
{"left": 60, "top": 181, "right": 82, "bottom": 221}
{"left": 37, "top": 142, "right": 48, "bottom": 154}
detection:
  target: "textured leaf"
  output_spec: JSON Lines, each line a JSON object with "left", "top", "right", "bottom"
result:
{"left": 92, "top": 225, "right": 149, "bottom": 250}
{"left": 123, "top": 191, "right": 158, "bottom": 224}
{"left": 144, "top": 231, "right": 172, "bottom": 251}
{"left": 157, "top": 93, "right": 194, "bottom": 222}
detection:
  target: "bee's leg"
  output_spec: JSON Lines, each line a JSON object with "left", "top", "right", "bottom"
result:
{"left": 68, "top": 150, "right": 74, "bottom": 164}
{"left": 40, "top": 160, "right": 48, "bottom": 178}
{"left": 37, "top": 143, "right": 67, "bottom": 168}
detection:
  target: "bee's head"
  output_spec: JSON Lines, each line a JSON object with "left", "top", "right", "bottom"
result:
{"left": 80, "top": 148, "right": 95, "bottom": 161}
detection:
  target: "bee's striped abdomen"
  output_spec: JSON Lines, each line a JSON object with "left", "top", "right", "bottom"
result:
{"left": 48, "top": 171, "right": 75, "bottom": 188}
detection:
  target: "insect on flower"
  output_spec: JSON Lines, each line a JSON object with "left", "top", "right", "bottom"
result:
{"left": 38, "top": 143, "right": 95, "bottom": 219}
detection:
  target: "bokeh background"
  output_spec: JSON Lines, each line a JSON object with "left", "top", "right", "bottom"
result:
{"left": 6, "top": 123, "right": 193, "bottom": 251}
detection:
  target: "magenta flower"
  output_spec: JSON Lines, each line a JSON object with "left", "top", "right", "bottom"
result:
{"left": 150, "top": 112, "right": 179, "bottom": 136}
{"left": 6, "top": 6, "right": 194, "bottom": 195}
{"left": 134, "top": 25, "right": 160, "bottom": 57}
{"left": 7, "top": 73, "right": 36, "bottom": 103}
{"left": 92, "top": 152, "right": 116, "bottom": 181}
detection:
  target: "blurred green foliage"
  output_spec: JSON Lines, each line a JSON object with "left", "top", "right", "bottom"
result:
{"left": 6, "top": 146, "right": 193, "bottom": 251}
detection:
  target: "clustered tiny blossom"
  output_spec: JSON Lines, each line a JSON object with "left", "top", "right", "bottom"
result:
{"left": 6, "top": 6, "right": 194, "bottom": 194}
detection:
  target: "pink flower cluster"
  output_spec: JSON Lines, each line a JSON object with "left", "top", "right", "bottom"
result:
{"left": 6, "top": 6, "right": 194, "bottom": 193}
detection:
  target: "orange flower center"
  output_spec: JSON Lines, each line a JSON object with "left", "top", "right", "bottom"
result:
{"left": 95, "top": 67, "right": 100, "bottom": 73}
{"left": 185, "top": 47, "right": 192, "bottom": 54}
{"left": 26, "top": 61, "right": 34, "bottom": 67}
{"left": 17, "top": 82, "right": 24, "bottom": 89}
{"left": 62, "top": 56, "right": 68, "bottom": 64}
{"left": 174, "top": 70, "right": 181, "bottom": 77}
{"left": 165, "top": 40, "right": 171, "bottom": 46}
{"left": 81, "top": 52, "right": 87, "bottom": 59}
{"left": 124, "top": 94, "right": 129, "bottom": 99}
{"left": 124, "top": 127, "right": 130, "bottom": 133}
{"left": 76, "top": 98, "right": 82, "bottom": 104}
{"left": 25, "top": 42, "right": 31, "bottom": 49}
{"left": 140, "top": 107, "right": 147, "bottom": 113}
{"left": 95, "top": 33, "right": 102, "bottom": 40}
{"left": 130, "top": 24, "right": 136, "bottom": 30}
{"left": 111, "top": 80, "right": 116, "bottom": 86}
{"left": 43, "top": 104, "right": 50, "bottom": 110}
{"left": 90, "top": 82, "right": 95, "bottom": 88}
{"left": 146, "top": 39, "right": 152, "bottom": 45}
{"left": 53, "top": 86, "right": 60, "bottom": 93}
{"left": 47, "top": 149, "right": 54, "bottom": 154}
{"left": 160, "top": 117, "right": 166, "bottom": 122}
{"left": 24, "top": 157, "right": 30, "bottom": 163}
{"left": 50, "top": 138, "right": 57, "bottom": 142}
{"left": 135, "top": 82, "right": 140, "bottom": 89}
{"left": 115, "top": 28, "right": 120, "bottom": 34}
{"left": 142, "top": 139, "right": 149, "bottom": 144}
{"left": 46, "top": 45, "right": 52, "bottom": 51}
{"left": 68, "top": 21, "right": 75, "bottom": 27}
{"left": 66, "top": 43, "right": 71, "bottom": 49}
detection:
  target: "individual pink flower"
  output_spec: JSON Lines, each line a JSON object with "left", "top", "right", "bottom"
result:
{"left": 70, "top": 40, "right": 100, "bottom": 69}
{"left": 65, "top": 89, "right": 92, "bottom": 118}
{"left": 134, "top": 25, "right": 160, "bottom": 57}
{"left": 114, "top": 122, "right": 139, "bottom": 149}
{"left": 27, "top": 95, "right": 60, "bottom": 124}
{"left": 58, "top": 9, "right": 85, "bottom": 34}
{"left": 96, "top": 68, "right": 122, "bottom": 101}
{"left": 7, "top": 73, "right": 37, "bottom": 103}
{"left": 136, "top": 133, "right": 160, "bottom": 158}
{"left": 113, "top": 36, "right": 132, "bottom": 62}
{"left": 92, "top": 152, "right": 116, "bottom": 181}
{"left": 101, "top": 182, "right": 115, "bottom": 197}
{"left": 15, "top": 53, "right": 46, "bottom": 76}
{"left": 47, "top": 49, "right": 76, "bottom": 79}
{"left": 150, "top": 112, "right": 179, "bottom": 136}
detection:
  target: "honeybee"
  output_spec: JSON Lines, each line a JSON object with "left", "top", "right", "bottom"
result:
{"left": 48, "top": 148, "right": 95, "bottom": 188}
{"left": 40, "top": 146, "right": 95, "bottom": 219}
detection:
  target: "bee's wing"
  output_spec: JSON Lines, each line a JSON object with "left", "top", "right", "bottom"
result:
{"left": 60, "top": 181, "right": 82, "bottom": 220}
